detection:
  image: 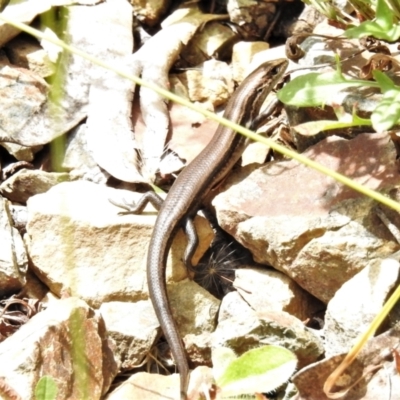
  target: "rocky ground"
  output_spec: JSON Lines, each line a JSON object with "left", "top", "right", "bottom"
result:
{"left": 0, "top": 0, "right": 400, "bottom": 399}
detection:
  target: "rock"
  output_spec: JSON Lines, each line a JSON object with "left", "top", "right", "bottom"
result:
{"left": 0, "top": 297, "right": 119, "bottom": 400}
{"left": 100, "top": 300, "right": 159, "bottom": 370}
{"left": 104, "top": 371, "right": 181, "bottom": 400}
{"left": 0, "top": 142, "right": 42, "bottom": 162}
{"left": 233, "top": 267, "right": 324, "bottom": 321}
{"left": 324, "top": 256, "right": 400, "bottom": 356}
{"left": 169, "top": 279, "right": 220, "bottom": 366}
{"left": 0, "top": 0, "right": 70, "bottom": 46}
{"left": 9, "top": 204, "right": 28, "bottom": 232}
{"left": 104, "top": 367, "right": 214, "bottom": 400}
{"left": 4, "top": 35, "right": 55, "bottom": 77}
{"left": 63, "top": 124, "right": 110, "bottom": 184}
{"left": 217, "top": 291, "right": 255, "bottom": 322}
{"left": 232, "top": 41, "right": 271, "bottom": 83}
{"left": 26, "top": 181, "right": 213, "bottom": 307}
{"left": 214, "top": 133, "right": 400, "bottom": 303}
{"left": 169, "top": 279, "right": 220, "bottom": 337}
{"left": 0, "top": 168, "right": 71, "bottom": 203}
{"left": 184, "top": 332, "right": 213, "bottom": 367}
{"left": 179, "top": 22, "right": 239, "bottom": 66}
{"left": 18, "top": 269, "right": 49, "bottom": 301}
{"left": 227, "top": 0, "right": 280, "bottom": 39}
{"left": 131, "top": 0, "right": 170, "bottom": 26}
{"left": 0, "top": 196, "right": 27, "bottom": 296}
{"left": 213, "top": 291, "right": 324, "bottom": 368}
{"left": 171, "top": 60, "right": 232, "bottom": 110}
{"left": 292, "top": 324, "right": 400, "bottom": 400}
{"left": 0, "top": 0, "right": 134, "bottom": 152}
{"left": 0, "top": 65, "right": 48, "bottom": 145}
{"left": 99, "top": 280, "right": 219, "bottom": 371}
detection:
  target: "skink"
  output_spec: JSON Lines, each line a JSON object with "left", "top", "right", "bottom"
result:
{"left": 125, "top": 58, "right": 288, "bottom": 400}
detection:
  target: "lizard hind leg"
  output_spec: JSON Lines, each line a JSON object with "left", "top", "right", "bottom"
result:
{"left": 182, "top": 217, "right": 199, "bottom": 275}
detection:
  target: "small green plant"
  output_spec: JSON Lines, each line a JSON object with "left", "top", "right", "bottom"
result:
{"left": 34, "top": 376, "right": 58, "bottom": 400}
{"left": 212, "top": 345, "right": 297, "bottom": 398}
{"left": 278, "top": 0, "right": 400, "bottom": 133}
{"left": 277, "top": 57, "right": 400, "bottom": 133}
{"left": 345, "top": 0, "right": 400, "bottom": 42}
{"left": 303, "top": 0, "right": 400, "bottom": 29}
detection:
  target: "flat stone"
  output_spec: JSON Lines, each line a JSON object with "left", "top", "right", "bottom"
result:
{"left": 0, "top": 168, "right": 70, "bottom": 203}
{"left": 100, "top": 300, "right": 158, "bottom": 370}
{"left": 213, "top": 291, "right": 324, "bottom": 368}
{"left": 0, "top": 196, "right": 27, "bottom": 296}
{"left": 234, "top": 267, "right": 324, "bottom": 321}
{"left": 0, "top": 297, "right": 119, "bottom": 399}
{"left": 214, "top": 133, "right": 400, "bottom": 302}
{"left": 324, "top": 256, "right": 400, "bottom": 356}
{"left": 26, "top": 181, "right": 213, "bottom": 307}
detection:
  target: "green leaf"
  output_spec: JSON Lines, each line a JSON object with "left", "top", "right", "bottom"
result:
{"left": 345, "top": 0, "right": 400, "bottom": 41}
{"left": 373, "top": 70, "right": 396, "bottom": 93}
{"left": 294, "top": 118, "right": 372, "bottom": 136}
{"left": 216, "top": 345, "right": 297, "bottom": 397}
{"left": 277, "top": 72, "right": 372, "bottom": 107}
{"left": 371, "top": 88, "right": 400, "bottom": 132}
{"left": 345, "top": 21, "right": 400, "bottom": 41}
{"left": 149, "top": 183, "right": 166, "bottom": 194}
{"left": 294, "top": 107, "right": 372, "bottom": 135}
{"left": 376, "top": 0, "right": 394, "bottom": 31}
{"left": 35, "top": 376, "right": 58, "bottom": 400}
{"left": 371, "top": 71, "right": 400, "bottom": 131}
{"left": 212, "top": 347, "right": 238, "bottom": 382}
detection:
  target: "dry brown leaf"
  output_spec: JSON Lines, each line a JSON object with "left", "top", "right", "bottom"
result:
{"left": 0, "top": 377, "right": 22, "bottom": 400}
{"left": 168, "top": 103, "right": 219, "bottom": 163}
{"left": 292, "top": 324, "right": 400, "bottom": 400}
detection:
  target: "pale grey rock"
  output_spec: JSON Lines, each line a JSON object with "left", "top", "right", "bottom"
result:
{"left": 0, "top": 196, "right": 27, "bottom": 295}
{"left": 99, "top": 282, "right": 219, "bottom": 372}
{"left": 168, "top": 279, "right": 221, "bottom": 364}
{"left": 169, "top": 279, "right": 220, "bottom": 367}
{"left": 100, "top": 300, "right": 159, "bottom": 370}
{"left": 227, "top": 0, "right": 277, "bottom": 38}
{"left": 234, "top": 267, "right": 324, "bottom": 321}
{"left": 184, "top": 332, "right": 213, "bottom": 366}
{"left": 169, "top": 279, "right": 220, "bottom": 337}
{"left": 63, "top": 124, "right": 110, "bottom": 184}
{"left": 19, "top": 269, "right": 49, "bottom": 301}
{"left": 0, "top": 65, "right": 48, "bottom": 145}
{"left": 104, "top": 371, "right": 181, "bottom": 400}
{"left": 218, "top": 290, "right": 254, "bottom": 322}
{"left": 171, "top": 60, "right": 233, "bottom": 110}
{"left": 104, "top": 366, "right": 213, "bottom": 400}
{"left": 0, "top": 0, "right": 95, "bottom": 47}
{"left": 214, "top": 133, "right": 400, "bottom": 303}
{"left": 26, "top": 181, "right": 213, "bottom": 307}
{"left": 9, "top": 204, "right": 27, "bottom": 231}
{"left": 4, "top": 35, "right": 55, "bottom": 77}
{"left": 0, "top": 168, "right": 70, "bottom": 203}
{"left": 131, "top": 0, "right": 170, "bottom": 26}
{"left": 213, "top": 293, "right": 324, "bottom": 368}
{"left": 0, "top": 297, "right": 119, "bottom": 400}
{"left": 0, "top": 142, "right": 42, "bottom": 161}
{"left": 324, "top": 257, "right": 400, "bottom": 356}
{"left": 0, "top": 0, "right": 134, "bottom": 152}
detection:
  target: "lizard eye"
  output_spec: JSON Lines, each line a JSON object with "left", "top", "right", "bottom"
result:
{"left": 270, "top": 65, "right": 281, "bottom": 76}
